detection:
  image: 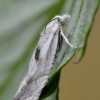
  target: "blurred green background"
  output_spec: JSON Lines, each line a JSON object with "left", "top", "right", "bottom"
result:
{"left": 0, "top": 0, "right": 99, "bottom": 100}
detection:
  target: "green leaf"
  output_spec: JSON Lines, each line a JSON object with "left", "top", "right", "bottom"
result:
{"left": 0, "top": 0, "right": 99, "bottom": 100}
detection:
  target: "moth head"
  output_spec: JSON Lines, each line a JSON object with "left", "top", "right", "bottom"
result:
{"left": 53, "top": 14, "right": 70, "bottom": 26}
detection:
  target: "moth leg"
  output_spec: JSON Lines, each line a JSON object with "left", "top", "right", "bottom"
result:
{"left": 60, "top": 29, "right": 77, "bottom": 49}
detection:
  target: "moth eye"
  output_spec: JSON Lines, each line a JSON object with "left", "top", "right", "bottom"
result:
{"left": 57, "top": 18, "right": 64, "bottom": 26}
{"left": 60, "top": 21, "right": 65, "bottom": 26}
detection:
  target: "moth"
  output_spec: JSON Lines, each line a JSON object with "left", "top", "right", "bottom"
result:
{"left": 14, "top": 14, "right": 77, "bottom": 100}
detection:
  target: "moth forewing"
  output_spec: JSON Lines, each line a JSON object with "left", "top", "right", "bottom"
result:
{"left": 14, "top": 19, "right": 60, "bottom": 100}
{"left": 14, "top": 14, "right": 77, "bottom": 100}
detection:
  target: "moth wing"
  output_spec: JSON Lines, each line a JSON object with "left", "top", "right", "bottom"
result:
{"left": 14, "top": 19, "right": 60, "bottom": 100}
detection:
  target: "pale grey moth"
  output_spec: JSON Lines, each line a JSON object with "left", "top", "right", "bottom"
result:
{"left": 14, "top": 14, "right": 76, "bottom": 100}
